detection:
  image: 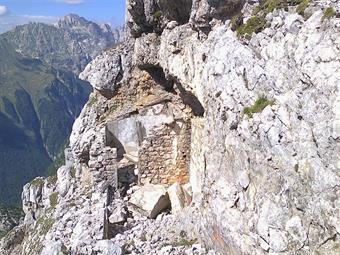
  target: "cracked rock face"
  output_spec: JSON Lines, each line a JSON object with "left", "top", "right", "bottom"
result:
{"left": 127, "top": 0, "right": 340, "bottom": 253}
{"left": 1, "top": 0, "right": 340, "bottom": 254}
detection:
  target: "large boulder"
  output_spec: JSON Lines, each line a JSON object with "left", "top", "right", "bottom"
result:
{"left": 133, "top": 32, "right": 160, "bottom": 68}
{"left": 129, "top": 184, "right": 171, "bottom": 219}
{"left": 80, "top": 48, "right": 123, "bottom": 98}
{"left": 109, "top": 201, "right": 127, "bottom": 224}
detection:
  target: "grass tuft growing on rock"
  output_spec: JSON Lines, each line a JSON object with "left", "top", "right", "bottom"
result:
{"left": 296, "top": 0, "right": 310, "bottom": 16}
{"left": 70, "top": 167, "right": 76, "bottom": 178}
{"left": 36, "top": 216, "right": 55, "bottom": 236}
{"left": 170, "top": 238, "right": 198, "bottom": 247}
{"left": 244, "top": 96, "right": 274, "bottom": 118}
{"left": 30, "top": 178, "right": 45, "bottom": 187}
{"left": 49, "top": 192, "right": 58, "bottom": 208}
{"left": 322, "top": 7, "right": 336, "bottom": 21}
{"left": 0, "top": 230, "right": 6, "bottom": 239}
{"left": 152, "top": 10, "right": 162, "bottom": 20}
{"left": 88, "top": 94, "right": 98, "bottom": 106}
{"left": 233, "top": 0, "right": 308, "bottom": 39}
{"left": 46, "top": 175, "right": 57, "bottom": 185}
{"left": 253, "top": 0, "right": 304, "bottom": 15}
{"left": 262, "top": 0, "right": 288, "bottom": 13}
{"left": 230, "top": 14, "right": 243, "bottom": 31}
{"left": 236, "top": 16, "right": 268, "bottom": 39}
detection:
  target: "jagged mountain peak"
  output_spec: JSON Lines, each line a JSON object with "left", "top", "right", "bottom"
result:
{"left": 2, "top": 14, "right": 121, "bottom": 73}
{"left": 57, "top": 13, "right": 99, "bottom": 29}
{"left": 60, "top": 13, "right": 84, "bottom": 21}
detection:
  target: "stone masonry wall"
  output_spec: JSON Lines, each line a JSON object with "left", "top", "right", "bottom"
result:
{"left": 138, "top": 120, "right": 191, "bottom": 185}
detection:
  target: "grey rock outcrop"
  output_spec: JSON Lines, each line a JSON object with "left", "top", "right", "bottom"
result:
{"left": 80, "top": 47, "right": 124, "bottom": 97}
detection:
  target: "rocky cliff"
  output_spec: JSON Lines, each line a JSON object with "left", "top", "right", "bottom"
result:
{"left": 1, "top": 0, "right": 339, "bottom": 254}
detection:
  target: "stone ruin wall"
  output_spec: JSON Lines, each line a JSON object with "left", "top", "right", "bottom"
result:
{"left": 138, "top": 120, "right": 191, "bottom": 186}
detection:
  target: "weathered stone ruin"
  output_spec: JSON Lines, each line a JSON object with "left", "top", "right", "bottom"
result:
{"left": 1, "top": 0, "right": 339, "bottom": 254}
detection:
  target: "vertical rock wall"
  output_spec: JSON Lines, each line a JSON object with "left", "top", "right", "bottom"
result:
{"left": 126, "top": 0, "right": 340, "bottom": 254}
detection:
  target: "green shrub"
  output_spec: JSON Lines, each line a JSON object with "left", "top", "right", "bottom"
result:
{"left": 244, "top": 96, "right": 274, "bottom": 118}
{"left": 262, "top": 0, "right": 287, "bottom": 13}
{"left": 322, "top": 7, "right": 336, "bottom": 21}
{"left": 0, "top": 230, "right": 6, "bottom": 239}
{"left": 253, "top": 0, "right": 304, "bottom": 15}
{"left": 252, "top": 5, "right": 263, "bottom": 15}
{"left": 237, "top": 16, "right": 268, "bottom": 39}
{"left": 153, "top": 10, "right": 162, "bottom": 20}
{"left": 49, "top": 192, "right": 58, "bottom": 208}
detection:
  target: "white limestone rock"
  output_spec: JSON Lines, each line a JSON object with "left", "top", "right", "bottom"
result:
{"left": 109, "top": 201, "right": 127, "bottom": 224}
{"left": 57, "top": 166, "right": 72, "bottom": 197}
{"left": 167, "top": 183, "right": 186, "bottom": 214}
{"left": 130, "top": 184, "right": 171, "bottom": 219}
{"left": 94, "top": 240, "right": 122, "bottom": 255}
{"left": 80, "top": 48, "right": 123, "bottom": 97}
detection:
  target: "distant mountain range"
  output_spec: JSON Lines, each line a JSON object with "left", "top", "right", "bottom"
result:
{"left": 2, "top": 14, "right": 122, "bottom": 74}
{"left": 0, "top": 14, "right": 120, "bottom": 204}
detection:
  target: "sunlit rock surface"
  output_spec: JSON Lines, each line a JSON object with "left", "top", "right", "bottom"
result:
{"left": 1, "top": 0, "right": 339, "bottom": 254}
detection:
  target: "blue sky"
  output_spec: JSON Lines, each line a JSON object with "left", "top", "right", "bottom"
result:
{"left": 0, "top": 0, "right": 126, "bottom": 33}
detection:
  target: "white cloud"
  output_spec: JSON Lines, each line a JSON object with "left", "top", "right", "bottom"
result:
{"left": 0, "top": 5, "right": 8, "bottom": 16}
{"left": 55, "top": 0, "right": 85, "bottom": 4}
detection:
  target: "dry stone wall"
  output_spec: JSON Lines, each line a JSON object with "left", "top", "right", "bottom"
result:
{"left": 138, "top": 120, "right": 191, "bottom": 185}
